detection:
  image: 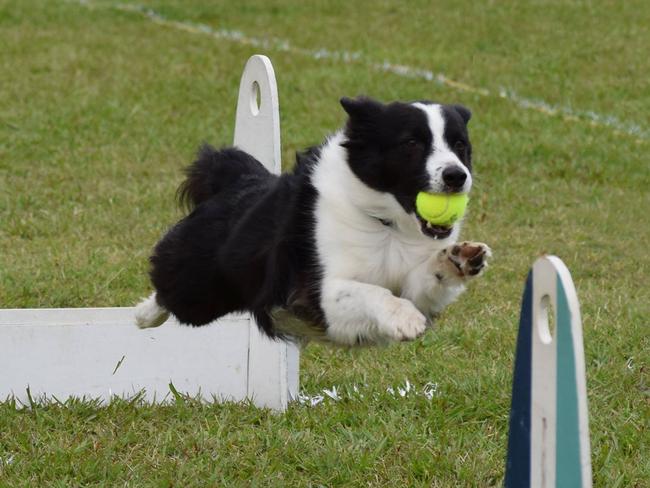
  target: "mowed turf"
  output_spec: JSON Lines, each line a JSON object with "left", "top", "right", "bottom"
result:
{"left": 1, "top": 0, "right": 648, "bottom": 486}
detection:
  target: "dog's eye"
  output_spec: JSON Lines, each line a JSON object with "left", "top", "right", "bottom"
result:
{"left": 402, "top": 138, "right": 418, "bottom": 147}
{"left": 454, "top": 140, "right": 466, "bottom": 152}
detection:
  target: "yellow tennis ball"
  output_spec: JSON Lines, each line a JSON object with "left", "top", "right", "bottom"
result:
{"left": 415, "top": 192, "right": 469, "bottom": 226}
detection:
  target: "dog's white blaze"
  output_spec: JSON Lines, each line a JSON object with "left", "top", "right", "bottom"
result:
{"left": 311, "top": 132, "right": 468, "bottom": 345}
{"left": 413, "top": 103, "right": 473, "bottom": 193}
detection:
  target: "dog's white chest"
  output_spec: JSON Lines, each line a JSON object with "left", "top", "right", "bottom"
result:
{"left": 365, "top": 231, "right": 434, "bottom": 292}
{"left": 317, "top": 213, "right": 435, "bottom": 293}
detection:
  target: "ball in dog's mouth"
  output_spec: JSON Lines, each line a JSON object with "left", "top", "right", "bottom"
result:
{"left": 416, "top": 214, "right": 453, "bottom": 239}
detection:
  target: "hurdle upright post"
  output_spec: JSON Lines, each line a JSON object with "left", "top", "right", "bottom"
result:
{"left": 233, "top": 54, "right": 300, "bottom": 410}
{"left": 505, "top": 256, "right": 592, "bottom": 487}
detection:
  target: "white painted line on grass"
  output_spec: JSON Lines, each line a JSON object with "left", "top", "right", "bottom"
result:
{"left": 71, "top": 0, "right": 647, "bottom": 142}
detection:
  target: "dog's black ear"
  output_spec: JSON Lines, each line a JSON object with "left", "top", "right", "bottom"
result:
{"left": 340, "top": 96, "right": 383, "bottom": 119}
{"left": 453, "top": 104, "right": 472, "bottom": 124}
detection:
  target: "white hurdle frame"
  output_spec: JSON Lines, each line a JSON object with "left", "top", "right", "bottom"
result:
{"left": 0, "top": 55, "right": 299, "bottom": 411}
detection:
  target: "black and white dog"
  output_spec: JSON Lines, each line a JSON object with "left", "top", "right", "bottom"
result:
{"left": 135, "top": 97, "right": 491, "bottom": 345}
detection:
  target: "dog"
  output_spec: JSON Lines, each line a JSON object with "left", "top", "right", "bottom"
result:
{"left": 134, "top": 96, "right": 491, "bottom": 346}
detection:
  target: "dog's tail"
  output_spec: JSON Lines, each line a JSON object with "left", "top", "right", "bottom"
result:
{"left": 177, "top": 144, "right": 270, "bottom": 211}
{"left": 135, "top": 292, "right": 170, "bottom": 329}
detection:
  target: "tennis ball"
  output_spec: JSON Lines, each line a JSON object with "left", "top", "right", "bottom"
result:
{"left": 415, "top": 192, "right": 469, "bottom": 226}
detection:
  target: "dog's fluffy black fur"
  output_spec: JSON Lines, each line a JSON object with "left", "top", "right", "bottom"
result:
{"left": 150, "top": 145, "right": 323, "bottom": 337}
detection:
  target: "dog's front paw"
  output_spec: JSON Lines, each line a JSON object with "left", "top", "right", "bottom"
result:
{"left": 378, "top": 295, "right": 427, "bottom": 342}
{"left": 440, "top": 241, "right": 492, "bottom": 280}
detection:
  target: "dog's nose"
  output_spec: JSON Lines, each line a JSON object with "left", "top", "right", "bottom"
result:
{"left": 442, "top": 166, "right": 467, "bottom": 191}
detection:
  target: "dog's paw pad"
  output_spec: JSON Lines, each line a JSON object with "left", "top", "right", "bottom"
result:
{"left": 446, "top": 242, "right": 491, "bottom": 278}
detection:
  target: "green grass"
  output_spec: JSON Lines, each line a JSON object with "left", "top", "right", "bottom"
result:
{"left": 1, "top": 0, "right": 649, "bottom": 486}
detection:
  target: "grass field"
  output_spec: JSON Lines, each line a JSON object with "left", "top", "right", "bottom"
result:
{"left": 1, "top": 0, "right": 649, "bottom": 486}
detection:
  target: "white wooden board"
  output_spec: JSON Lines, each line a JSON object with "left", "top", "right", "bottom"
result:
{"left": 0, "top": 309, "right": 249, "bottom": 403}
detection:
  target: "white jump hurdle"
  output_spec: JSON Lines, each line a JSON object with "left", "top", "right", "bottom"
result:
{"left": 0, "top": 55, "right": 300, "bottom": 411}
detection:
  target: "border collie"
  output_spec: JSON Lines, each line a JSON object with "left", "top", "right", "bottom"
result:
{"left": 135, "top": 97, "right": 491, "bottom": 346}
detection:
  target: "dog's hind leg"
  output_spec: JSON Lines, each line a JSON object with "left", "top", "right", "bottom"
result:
{"left": 134, "top": 292, "right": 170, "bottom": 328}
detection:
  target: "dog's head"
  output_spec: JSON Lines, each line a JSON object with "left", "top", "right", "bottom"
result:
{"left": 340, "top": 96, "right": 473, "bottom": 240}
